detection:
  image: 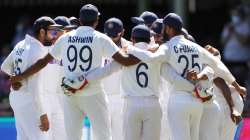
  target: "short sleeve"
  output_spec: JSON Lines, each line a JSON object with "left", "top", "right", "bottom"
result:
{"left": 100, "top": 34, "right": 119, "bottom": 58}
{"left": 1, "top": 49, "right": 15, "bottom": 75}
{"left": 49, "top": 35, "right": 67, "bottom": 60}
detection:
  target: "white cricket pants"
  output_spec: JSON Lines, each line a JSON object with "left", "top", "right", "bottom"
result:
{"left": 63, "top": 93, "right": 111, "bottom": 140}
{"left": 46, "top": 94, "right": 67, "bottom": 140}
{"left": 167, "top": 92, "right": 203, "bottom": 140}
{"left": 9, "top": 91, "right": 50, "bottom": 140}
{"left": 199, "top": 100, "right": 221, "bottom": 140}
{"left": 159, "top": 79, "right": 171, "bottom": 140}
{"left": 122, "top": 96, "right": 162, "bottom": 140}
{"left": 215, "top": 86, "right": 244, "bottom": 140}
{"left": 107, "top": 94, "right": 124, "bottom": 140}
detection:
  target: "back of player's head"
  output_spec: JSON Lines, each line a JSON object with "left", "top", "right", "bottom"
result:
{"left": 104, "top": 17, "right": 123, "bottom": 38}
{"left": 131, "top": 24, "right": 151, "bottom": 43}
{"left": 163, "top": 13, "right": 183, "bottom": 32}
{"left": 79, "top": 4, "right": 100, "bottom": 26}
{"left": 54, "top": 16, "right": 77, "bottom": 30}
{"left": 33, "top": 16, "right": 62, "bottom": 37}
{"left": 69, "top": 16, "right": 81, "bottom": 27}
{"left": 151, "top": 18, "right": 163, "bottom": 35}
{"left": 131, "top": 11, "right": 158, "bottom": 27}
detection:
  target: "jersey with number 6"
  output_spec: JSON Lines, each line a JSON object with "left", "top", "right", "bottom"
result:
{"left": 121, "top": 43, "right": 162, "bottom": 97}
{"left": 50, "top": 26, "right": 119, "bottom": 96}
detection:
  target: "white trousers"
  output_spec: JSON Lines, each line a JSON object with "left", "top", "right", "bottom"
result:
{"left": 122, "top": 96, "right": 162, "bottom": 140}
{"left": 167, "top": 93, "right": 203, "bottom": 140}
{"left": 46, "top": 94, "right": 67, "bottom": 140}
{"left": 199, "top": 100, "right": 221, "bottom": 140}
{"left": 9, "top": 91, "right": 50, "bottom": 140}
{"left": 216, "top": 87, "right": 244, "bottom": 140}
{"left": 63, "top": 93, "right": 111, "bottom": 140}
{"left": 107, "top": 94, "right": 124, "bottom": 140}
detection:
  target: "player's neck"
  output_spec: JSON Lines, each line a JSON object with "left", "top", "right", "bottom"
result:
{"left": 169, "top": 33, "right": 182, "bottom": 40}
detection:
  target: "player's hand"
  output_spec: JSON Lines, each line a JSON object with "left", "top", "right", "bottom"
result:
{"left": 39, "top": 114, "right": 49, "bottom": 131}
{"left": 11, "top": 82, "right": 22, "bottom": 90}
{"left": 147, "top": 47, "right": 159, "bottom": 53}
{"left": 121, "top": 45, "right": 128, "bottom": 54}
{"left": 236, "top": 86, "right": 247, "bottom": 100}
{"left": 231, "top": 110, "right": 242, "bottom": 125}
{"left": 186, "top": 70, "right": 198, "bottom": 81}
{"left": 61, "top": 75, "right": 88, "bottom": 95}
{"left": 10, "top": 75, "right": 23, "bottom": 83}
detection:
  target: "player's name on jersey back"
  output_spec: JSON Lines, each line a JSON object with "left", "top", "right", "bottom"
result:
{"left": 173, "top": 45, "right": 198, "bottom": 54}
{"left": 68, "top": 36, "right": 93, "bottom": 44}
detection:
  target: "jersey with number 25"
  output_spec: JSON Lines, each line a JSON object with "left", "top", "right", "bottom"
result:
{"left": 50, "top": 26, "right": 119, "bottom": 96}
{"left": 168, "top": 35, "right": 202, "bottom": 77}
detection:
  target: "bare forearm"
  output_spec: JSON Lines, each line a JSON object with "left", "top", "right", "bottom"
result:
{"left": 112, "top": 52, "right": 140, "bottom": 66}
{"left": 214, "top": 77, "right": 234, "bottom": 111}
{"left": 19, "top": 54, "right": 53, "bottom": 80}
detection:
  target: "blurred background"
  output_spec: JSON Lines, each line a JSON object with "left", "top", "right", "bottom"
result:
{"left": 0, "top": 0, "right": 250, "bottom": 139}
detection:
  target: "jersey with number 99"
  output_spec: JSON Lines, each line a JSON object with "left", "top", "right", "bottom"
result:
{"left": 50, "top": 26, "right": 119, "bottom": 96}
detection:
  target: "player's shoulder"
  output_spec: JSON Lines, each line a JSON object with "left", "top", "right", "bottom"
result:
{"left": 14, "top": 39, "right": 26, "bottom": 50}
{"left": 158, "top": 42, "right": 170, "bottom": 52}
{"left": 94, "top": 30, "right": 110, "bottom": 39}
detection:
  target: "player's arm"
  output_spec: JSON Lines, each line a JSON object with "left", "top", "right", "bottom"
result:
{"left": 199, "top": 46, "right": 246, "bottom": 96}
{"left": 61, "top": 61, "right": 123, "bottom": 93}
{"left": 214, "top": 77, "right": 242, "bottom": 124}
{"left": 10, "top": 35, "right": 65, "bottom": 83}
{"left": 213, "top": 78, "right": 234, "bottom": 112}
{"left": 112, "top": 51, "right": 141, "bottom": 66}
{"left": 187, "top": 66, "right": 214, "bottom": 81}
{"left": 10, "top": 54, "right": 54, "bottom": 83}
{"left": 86, "top": 61, "right": 122, "bottom": 81}
{"left": 126, "top": 44, "right": 169, "bottom": 63}
{"left": 101, "top": 35, "right": 140, "bottom": 66}
{"left": 160, "top": 63, "right": 195, "bottom": 92}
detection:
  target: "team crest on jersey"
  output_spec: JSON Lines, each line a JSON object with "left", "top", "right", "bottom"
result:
{"left": 108, "top": 23, "right": 114, "bottom": 29}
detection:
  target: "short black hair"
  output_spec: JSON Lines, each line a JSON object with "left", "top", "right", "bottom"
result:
{"left": 133, "top": 37, "right": 150, "bottom": 43}
{"left": 80, "top": 19, "right": 97, "bottom": 26}
{"left": 33, "top": 27, "right": 45, "bottom": 38}
{"left": 33, "top": 27, "right": 49, "bottom": 39}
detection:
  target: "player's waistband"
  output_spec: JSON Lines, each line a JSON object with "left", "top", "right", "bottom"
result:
{"left": 171, "top": 90, "right": 193, "bottom": 95}
{"left": 123, "top": 95, "right": 159, "bottom": 99}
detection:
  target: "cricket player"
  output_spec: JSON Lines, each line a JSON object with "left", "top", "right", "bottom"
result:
{"left": 54, "top": 16, "right": 77, "bottom": 32}
{"left": 1, "top": 16, "right": 61, "bottom": 140}
{"left": 42, "top": 17, "right": 74, "bottom": 140}
{"left": 186, "top": 45, "right": 245, "bottom": 140}
{"left": 151, "top": 19, "right": 164, "bottom": 45}
{"left": 102, "top": 17, "right": 129, "bottom": 140}
{"left": 126, "top": 13, "right": 246, "bottom": 140}
{"left": 131, "top": 11, "right": 158, "bottom": 27}
{"left": 120, "top": 24, "right": 195, "bottom": 140}
{"left": 203, "top": 46, "right": 244, "bottom": 140}
{"left": 9, "top": 4, "right": 142, "bottom": 140}
{"left": 186, "top": 66, "right": 222, "bottom": 140}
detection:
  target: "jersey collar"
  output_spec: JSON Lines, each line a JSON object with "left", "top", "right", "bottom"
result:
{"left": 77, "top": 26, "right": 95, "bottom": 31}
{"left": 170, "top": 35, "right": 185, "bottom": 42}
{"left": 134, "top": 42, "right": 149, "bottom": 50}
